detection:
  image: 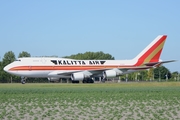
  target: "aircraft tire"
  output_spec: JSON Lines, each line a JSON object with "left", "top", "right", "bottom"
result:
{"left": 21, "top": 80, "right": 25, "bottom": 84}
{"left": 82, "top": 80, "right": 87, "bottom": 83}
{"left": 102, "top": 79, "right": 105, "bottom": 83}
{"left": 72, "top": 81, "right": 79, "bottom": 84}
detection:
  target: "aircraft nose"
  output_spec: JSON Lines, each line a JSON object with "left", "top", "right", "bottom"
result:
{"left": 3, "top": 65, "right": 9, "bottom": 72}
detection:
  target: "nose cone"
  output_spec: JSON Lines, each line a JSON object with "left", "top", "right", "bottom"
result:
{"left": 4, "top": 63, "right": 19, "bottom": 76}
{"left": 3, "top": 65, "right": 10, "bottom": 72}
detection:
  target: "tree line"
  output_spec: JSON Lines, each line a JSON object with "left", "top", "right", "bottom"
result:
{"left": 0, "top": 51, "right": 179, "bottom": 83}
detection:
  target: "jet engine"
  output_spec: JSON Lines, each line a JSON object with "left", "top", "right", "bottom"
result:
{"left": 71, "top": 73, "right": 89, "bottom": 81}
{"left": 103, "top": 69, "right": 123, "bottom": 78}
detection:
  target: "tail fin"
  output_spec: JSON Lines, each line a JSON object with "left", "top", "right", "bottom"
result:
{"left": 133, "top": 35, "right": 167, "bottom": 66}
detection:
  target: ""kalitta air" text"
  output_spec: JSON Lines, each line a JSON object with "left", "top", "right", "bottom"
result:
{"left": 51, "top": 60, "right": 106, "bottom": 65}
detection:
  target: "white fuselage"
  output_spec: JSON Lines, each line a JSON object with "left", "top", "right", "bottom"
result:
{"left": 4, "top": 57, "right": 137, "bottom": 78}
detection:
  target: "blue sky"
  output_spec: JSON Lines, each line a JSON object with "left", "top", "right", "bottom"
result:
{"left": 0, "top": 0, "right": 179, "bottom": 72}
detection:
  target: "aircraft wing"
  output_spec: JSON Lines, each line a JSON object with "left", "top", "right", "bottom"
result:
{"left": 48, "top": 59, "right": 176, "bottom": 78}
{"left": 56, "top": 68, "right": 111, "bottom": 76}
{"left": 48, "top": 66, "right": 153, "bottom": 78}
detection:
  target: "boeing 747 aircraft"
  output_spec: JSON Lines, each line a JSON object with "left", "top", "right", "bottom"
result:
{"left": 4, "top": 35, "right": 175, "bottom": 84}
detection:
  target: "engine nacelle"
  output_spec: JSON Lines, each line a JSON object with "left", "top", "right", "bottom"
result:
{"left": 71, "top": 73, "right": 85, "bottom": 81}
{"left": 103, "top": 69, "right": 123, "bottom": 78}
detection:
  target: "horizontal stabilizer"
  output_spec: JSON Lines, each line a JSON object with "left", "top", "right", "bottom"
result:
{"left": 144, "top": 62, "right": 160, "bottom": 66}
{"left": 144, "top": 60, "right": 176, "bottom": 67}
{"left": 155, "top": 60, "right": 176, "bottom": 67}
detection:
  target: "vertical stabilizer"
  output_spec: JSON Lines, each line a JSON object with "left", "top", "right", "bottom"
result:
{"left": 133, "top": 35, "right": 167, "bottom": 66}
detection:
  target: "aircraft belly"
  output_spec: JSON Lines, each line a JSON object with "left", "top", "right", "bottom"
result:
{"left": 15, "top": 71, "right": 50, "bottom": 78}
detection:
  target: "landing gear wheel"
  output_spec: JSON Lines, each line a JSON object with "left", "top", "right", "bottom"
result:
{"left": 83, "top": 78, "right": 94, "bottom": 84}
{"left": 102, "top": 79, "right": 106, "bottom": 83}
{"left": 72, "top": 81, "right": 79, "bottom": 83}
{"left": 21, "top": 80, "right": 25, "bottom": 84}
{"left": 90, "top": 79, "right": 94, "bottom": 83}
{"left": 82, "top": 80, "right": 87, "bottom": 83}
{"left": 21, "top": 77, "right": 27, "bottom": 84}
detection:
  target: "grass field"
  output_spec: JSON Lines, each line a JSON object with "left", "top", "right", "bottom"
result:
{"left": 0, "top": 82, "right": 180, "bottom": 120}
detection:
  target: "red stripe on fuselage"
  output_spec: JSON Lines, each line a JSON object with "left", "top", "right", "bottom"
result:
{"left": 9, "top": 65, "right": 140, "bottom": 71}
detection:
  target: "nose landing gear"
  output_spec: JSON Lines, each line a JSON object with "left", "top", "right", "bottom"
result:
{"left": 21, "top": 76, "right": 27, "bottom": 84}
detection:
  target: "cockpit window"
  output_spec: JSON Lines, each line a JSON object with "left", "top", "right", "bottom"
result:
{"left": 15, "top": 59, "right": 21, "bottom": 61}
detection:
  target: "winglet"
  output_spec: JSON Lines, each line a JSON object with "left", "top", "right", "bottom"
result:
{"left": 134, "top": 35, "right": 167, "bottom": 66}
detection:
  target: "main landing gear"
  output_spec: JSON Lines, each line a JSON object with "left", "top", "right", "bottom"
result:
{"left": 21, "top": 76, "right": 27, "bottom": 84}
{"left": 72, "top": 81, "right": 80, "bottom": 83}
{"left": 101, "top": 78, "right": 106, "bottom": 83}
{"left": 71, "top": 78, "right": 94, "bottom": 84}
{"left": 82, "top": 78, "right": 94, "bottom": 83}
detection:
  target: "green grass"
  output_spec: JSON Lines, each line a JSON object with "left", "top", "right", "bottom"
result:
{"left": 0, "top": 82, "right": 180, "bottom": 119}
